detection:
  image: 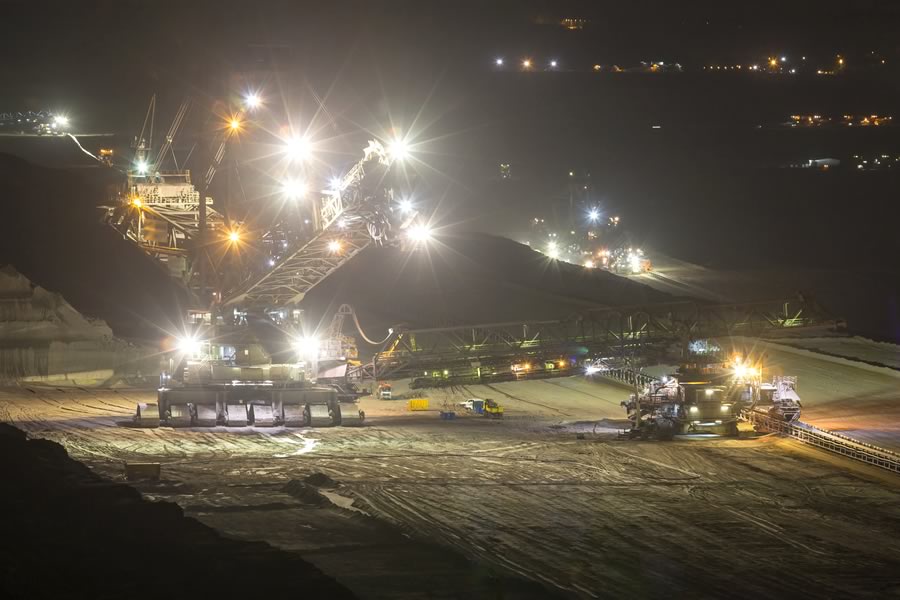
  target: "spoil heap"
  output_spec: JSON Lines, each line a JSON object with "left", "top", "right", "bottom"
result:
{"left": 0, "top": 265, "right": 155, "bottom": 383}
{"left": 306, "top": 231, "right": 680, "bottom": 329}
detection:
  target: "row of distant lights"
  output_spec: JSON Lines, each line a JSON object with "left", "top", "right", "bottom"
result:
{"left": 495, "top": 57, "right": 559, "bottom": 69}
{"left": 704, "top": 65, "right": 763, "bottom": 71}
{"left": 703, "top": 55, "right": 851, "bottom": 74}
{"left": 493, "top": 55, "right": 777, "bottom": 71}
{"left": 498, "top": 54, "right": 855, "bottom": 74}
{"left": 494, "top": 58, "right": 677, "bottom": 71}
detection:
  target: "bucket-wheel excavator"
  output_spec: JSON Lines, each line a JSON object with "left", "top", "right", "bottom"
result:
{"left": 622, "top": 353, "right": 803, "bottom": 440}
{"left": 135, "top": 137, "right": 420, "bottom": 428}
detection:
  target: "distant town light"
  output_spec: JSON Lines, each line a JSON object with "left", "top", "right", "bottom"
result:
{"left": 550, "top": 59, "right": 558, "bottom": 67}
{"left": 522, "top": 59, "right": 532, "bottom": 69}
{"left": 495, "top": 57, "right": 504, "bottom": 66}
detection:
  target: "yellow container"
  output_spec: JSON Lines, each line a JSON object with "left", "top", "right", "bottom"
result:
{"left": 407, "top": 398, "right": 429, "bottom": 411}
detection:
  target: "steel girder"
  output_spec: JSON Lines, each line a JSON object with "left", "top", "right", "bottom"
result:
{"left": 143, "top": 202, "right": 225, "bottom": 241}
{"left": 371, "top": 298, "right": 837, "bottom": 378}
{"left": 225, "top": 218, "right": 373, "bottom": 306}
{"left": 224, "top": 143, "right": 392, "bottom": 308}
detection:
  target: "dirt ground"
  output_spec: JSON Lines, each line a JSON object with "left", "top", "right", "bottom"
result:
{"left": 3, "top": 354, "right": 900, "bottom": 599}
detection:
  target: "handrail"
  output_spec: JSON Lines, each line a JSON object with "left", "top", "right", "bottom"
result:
{"left": 744, "top": 411, "right": 900, "bottom": 474}
{"left": 599, "top": 369, "right": 900, "bottom": 475}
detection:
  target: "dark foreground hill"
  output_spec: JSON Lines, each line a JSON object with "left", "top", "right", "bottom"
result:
{"left": 0, "top": 423, "right": 355, "bottom": 599}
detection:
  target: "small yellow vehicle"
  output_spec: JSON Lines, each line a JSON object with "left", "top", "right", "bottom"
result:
{"left": 484, "top": 398, "right": 504, "bottom": 419}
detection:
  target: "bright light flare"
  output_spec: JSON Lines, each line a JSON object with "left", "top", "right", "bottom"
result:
{"left": 131, "top": 197, "right": 142, "bottom": 208}
{"left": 522, "top": 59, "right": 532, "bottom": 68}
{"left": 407, "top": 224, "right": 433, "bottom": 243}
{"left": 294, "top": 336, "right": 320, "bottom": 358}
{"left": 588, "top": 208, "right": 600, "bottom": 221}
{"left": 550, "top": 59, "right": 558, "bottom": 67}
{"left": 284, "top": 135, "right": 312, "bottom": 162}
{"left": 495, "top": 57, "right": 504, "bottom": 66}
{"left": 176, "top": 336, "right": 201, "bottom": 356}
{"left": 244, "top": 92, "right": 262, "bottom": 110}
{"left": 629, "top": 253, "right": 642, "bottom": 273}
{"left": 584, "top": 260, "right": 595, "bottom": 268}
{"left": 546, "top": 241, "right": 559, "bottom": 259}
{"left": 136, "top": 159, "right": 149, "bottom": 175}
{"left": 327, "top": 240, "right": 342, "bottom": 253}
{"left": 53, "top": 115, "right": 69, "bottom": 127}
{"left": 398, "top": 199, "right": 414, "bottom": 213}
{"left": 228, "top": 230, "right": 241, "bottom": 243}
{"left": 228, "top": 117, "right": 242, "bottom": 132}
{"left": 585, "top": 365, "right": 599, "bottom": 375}
{"left": 387, "top": 137, "right": 410, "bottom": 162}
{"left": 281, "top": 178, "right": 308, "bottom": 200}
{"left": 733, "top": 364, "right": 759, "bottom": 379}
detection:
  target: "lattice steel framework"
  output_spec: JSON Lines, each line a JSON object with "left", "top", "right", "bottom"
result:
{"left": 370, "top": 299, "right": 839, "bottom": 378}
{"left": 224, "top": 140, "right": 400, "bottom": 307}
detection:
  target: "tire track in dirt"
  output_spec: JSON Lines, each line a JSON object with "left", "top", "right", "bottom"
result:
{"left": 479, "top": 383, "right": 573, "bottom": 416}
